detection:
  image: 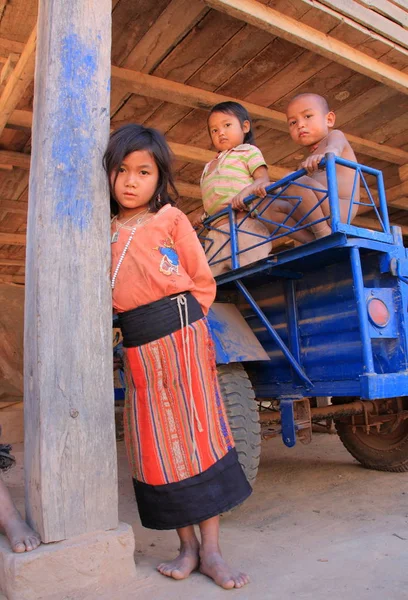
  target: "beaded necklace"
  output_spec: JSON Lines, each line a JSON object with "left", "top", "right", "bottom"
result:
{"left": 111, "top": 211, "right": 153, "bottom": 290}
{"left": 111, "top": 208, "right": 150, "bottom": 244}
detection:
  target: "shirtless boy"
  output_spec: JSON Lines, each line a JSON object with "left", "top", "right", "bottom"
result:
{"left": 266, "top": 93, "right": 359, "bottom": 239}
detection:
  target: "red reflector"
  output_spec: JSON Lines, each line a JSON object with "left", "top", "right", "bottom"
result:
{"left": 367, "top": 298, "right": 390, "bottom": 328}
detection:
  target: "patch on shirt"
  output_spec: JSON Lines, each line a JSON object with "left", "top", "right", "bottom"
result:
{"left": 155, "top": 237, "right": 180, "bottom": 276}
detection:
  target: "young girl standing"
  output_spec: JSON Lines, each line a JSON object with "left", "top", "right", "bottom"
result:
{"left": 105, "top": 124, "right": 251, "bottom": 590}
{"left": 195, "top": 102, "right": 312, "bottom": 276}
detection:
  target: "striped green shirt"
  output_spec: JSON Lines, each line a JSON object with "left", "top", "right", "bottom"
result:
{"left": 200, "top": 144, "right": 266, "bottom": 215}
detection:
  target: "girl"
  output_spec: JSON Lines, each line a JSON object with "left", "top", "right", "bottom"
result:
{"left": 105, "top": 124, "right": 251, "bottom": 590}
{"left": 195, "top": 102, "right": 312, "bottom": 276}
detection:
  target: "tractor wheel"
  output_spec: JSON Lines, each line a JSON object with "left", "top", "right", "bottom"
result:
{"left": 335, "top": 414, "right": 408, "bottom": 473}
{"left": 217, "top": 363, "right": 261, "bottom": 485}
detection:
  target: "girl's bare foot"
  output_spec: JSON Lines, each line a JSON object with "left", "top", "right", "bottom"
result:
{"left": 199, "top": 549, "right": 250, "bottom": 589}
{"left": 4, "top": 510, "right": 41, "bottom": 553}
{"left": 157, "top": 540, "right": 200, "bottom": 580}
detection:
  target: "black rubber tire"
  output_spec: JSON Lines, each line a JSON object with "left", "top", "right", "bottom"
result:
{"left": 335, "top": 418, "right": 408, "bottom": 473}
{"left": 217, "top": 363, "right": 261, "bottom": 485}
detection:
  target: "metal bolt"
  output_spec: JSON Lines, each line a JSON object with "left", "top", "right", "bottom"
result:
{"left": 70, "top": 409, "right": 79, "bottom": 418}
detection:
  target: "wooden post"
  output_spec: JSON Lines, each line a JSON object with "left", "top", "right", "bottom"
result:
{"left": 24, "top": 0, "right": 117, "bottom": 542}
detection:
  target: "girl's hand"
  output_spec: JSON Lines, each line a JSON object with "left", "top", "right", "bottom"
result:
{"left": 301, "top": 153, "right": 325, "bottom": 173}
{"left": 231, "top": 191, "right": 248, "bottom": 211}
{"left": 231, "top": 179, "right": 271, "bottom": 211}
{"left": 252, "top": 181, "right": 270, "bottom": 198}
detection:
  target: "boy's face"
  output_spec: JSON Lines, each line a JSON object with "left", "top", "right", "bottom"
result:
{"left": 286, "top": 96, "right": 335, "bottom": 148}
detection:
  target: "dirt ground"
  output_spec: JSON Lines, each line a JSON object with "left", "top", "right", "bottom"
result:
{"left": 3, "top": 433, "right": 408, "bottom": 600}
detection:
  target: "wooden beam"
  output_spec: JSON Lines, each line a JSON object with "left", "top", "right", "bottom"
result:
{"left": 111, "top": 67, "right": 408, "bottom": 165}
{"left": 111, "top": 65, "right": 287, "bottom": 129}
{"left": 357, "top": 1, "right": 408, "bottom": 29}
{"left": 123, "top": 0, "right": 208, "bottom": 73}
{"left": 354, "top": 215, "right": 408, "bottom": 235}
{"left": 0, "top": 37, "right": 25, "bottom": 57}
{"left": 358, "top": 0, "right": 408, "bottom": 27}
{"left": 1, "top": 200, "right": 28, "bottom": 214}
{"left": 204, "top": 0, "right": 408, "bottom": 94}
{"left": 110, "top": 0, "right": 209, "bottom": 115}
{"left": 0, "top": 257, "right": 25, "bottom": 267}
{"left": 0, "top": 232, "right": 26, "bottom": 245}
{"left": 0, "top": 24, "right": 37, "bottom": 137}
{"left": 0, "top": 150, "right": 31, "bottom": 169}
{"left": 378, "top": 180, "right": 408, "bottom": 209}
{"left": 0, "top": 142, "right": 289, "bottom": 181}
{"left": 387, "top": 180, "right": 408, "bottom": 204}
{"left": 0, "top": 274, "right": 25, "bottom": 284}
{"left": 177, "top": 180, "right": 202, "bottom": 199}
{"left": 387, "top": 0, "right": 408, "bottom": 13}
{"left": 399, "top": 164, "right": 408, "bottom": 182}
{"left": 24, "top": 0, "right": 118, "bottom": 542}
{"left": 169, "top": 141, "right": 289, "bottom": 179}
{"left": 0, "top": 52, "right": 20, "bottom": 85}
{"left": 316, "top": 0, "right": 408, "bottom": 47}
{"left": 7, "top": 108, "right": 33, "bottom": 129}
{"left": 9, "top": 76, "right": 408, "bottom": 166}
{"left": 345, "top": 134, "right": 408, "bottom": 165}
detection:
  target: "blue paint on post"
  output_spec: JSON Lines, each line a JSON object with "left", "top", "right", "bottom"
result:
{"left": 52, "top": 33, "right": 100, "bottom": 230}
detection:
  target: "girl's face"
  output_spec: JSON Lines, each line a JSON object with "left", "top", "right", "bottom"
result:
{"left": 208, "top": 111, "right": 250, "bottom": 152}
{"left": 111, "top": 150, "right": 159, "bottom": 217}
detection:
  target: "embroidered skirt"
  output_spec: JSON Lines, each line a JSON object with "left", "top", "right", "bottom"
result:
{"left": 119, "top": 293, "right": 252, "bottom": 530}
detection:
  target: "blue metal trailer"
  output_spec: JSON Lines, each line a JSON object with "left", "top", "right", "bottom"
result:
{"left": 114, "top": 153, "right": 408, "bottom": 484}
{"left": 201, "top": 153, "right": 408, "bottom": 483}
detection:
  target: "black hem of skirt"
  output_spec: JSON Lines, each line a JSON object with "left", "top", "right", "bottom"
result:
{"left": 132, "top": 448, "right": 252, "bottom": 530}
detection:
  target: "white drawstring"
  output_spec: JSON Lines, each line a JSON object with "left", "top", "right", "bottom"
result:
{"left": 172, "top": 294, "right": 203, "bottom": 462}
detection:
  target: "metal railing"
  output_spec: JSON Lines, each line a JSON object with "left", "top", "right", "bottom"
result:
{"left": 198, "top": 153, "right": 393, "bottom": 272}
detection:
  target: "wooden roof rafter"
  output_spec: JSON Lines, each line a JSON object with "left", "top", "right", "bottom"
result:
{"left": 0, "top": 23, "right": 36, "bottom": 137}
{"left": 0, "top": 274, "right": 25, "bottom": 284}
{"left": 0, "top": 257, "right": 25, "bottom": 266}
{"left": 110, "top": 0, "right": 210, "bottom": 115}
{"left": 315, "top": 0, "right": 408, "bottom": 46}
{"left": 204, "top": 0, "right": 408, "bottom": 93}
{"left": 7, "top": 68, "right": 408, "bottom": 167}
{"left": 0, "top": 232, "right": 26, "bottom": 245}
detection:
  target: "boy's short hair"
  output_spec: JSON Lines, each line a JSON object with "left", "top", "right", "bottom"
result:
{"left": 287, "top": 93, "right": 330, "bottom": 114}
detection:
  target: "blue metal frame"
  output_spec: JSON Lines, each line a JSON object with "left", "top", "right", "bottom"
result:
{"left": 200, "top": 153, "right": 408, "bottom": 447}
{"left": 198, "top": 153, "right": 394, "bottom": 272}
{"left": 113, "top": 154, "right": 408, "bottom": 450}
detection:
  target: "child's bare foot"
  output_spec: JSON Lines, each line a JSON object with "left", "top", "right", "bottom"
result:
{"left": 4, "top": 510, "right": 41, "bottom": 553}
{"left": 199, "top": 549, "right": 250, "bottom": 589}
{"left": 157, "top": 541, "right": 200, "bottom": 580}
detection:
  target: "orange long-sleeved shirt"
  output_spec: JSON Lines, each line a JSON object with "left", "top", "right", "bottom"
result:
{"left": 111, "top": 205, "right": 216, "bottom": 314}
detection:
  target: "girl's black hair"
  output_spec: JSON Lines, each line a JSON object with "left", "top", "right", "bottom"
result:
{"left": 103, "top": 123, "right": 178, "bottom": 215}
{"left": 208, "top": 101, "right": 255, "bottom": 145}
